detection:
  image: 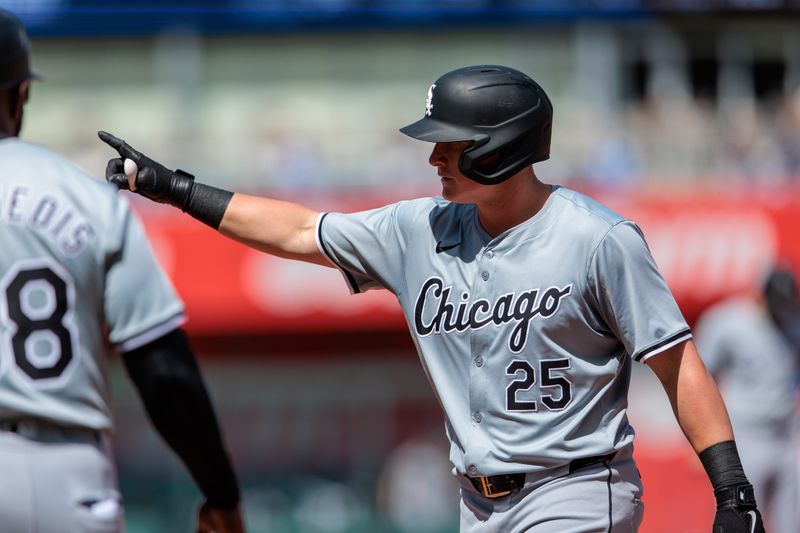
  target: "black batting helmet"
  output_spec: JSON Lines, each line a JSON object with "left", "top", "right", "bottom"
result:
{"left": 0, "top": 9, "right": 39, "bottom": 90}
{"left": 400, "top": 65, "right": 553, "bottom": 185}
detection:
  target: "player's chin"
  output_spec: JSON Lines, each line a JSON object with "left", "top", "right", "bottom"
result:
{"left": 440, "top": 179, "right": 457, "bottom": 200}
{"left": 441, "top": 186, "right": 472, "bottom": 204}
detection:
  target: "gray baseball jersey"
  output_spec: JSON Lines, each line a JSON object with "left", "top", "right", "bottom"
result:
{"left": 695, "top": 298, "right": 797, "bottom": 426}
{"left": 317, "top": 185, "right": 690, "bottom": 476}
{"left": 0, "top": 138, "right": 185, "bottom": 431}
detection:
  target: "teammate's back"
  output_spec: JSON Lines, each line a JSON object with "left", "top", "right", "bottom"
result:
{"left": 0, "top": 9, "right": 244, "bottom": 532}
{"left": 0, "top": 138, "right": 184, "bottom": 430}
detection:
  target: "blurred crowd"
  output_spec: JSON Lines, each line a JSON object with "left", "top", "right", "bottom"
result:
{"left": 74, "top": 87, "right": 800, "bottom": 197}
{"left": 249, "top": 88, "right": 800, "bottom": 194}
{"left": 17, "top": 17, "right": 800, "bottom": 196}
{"left": 556, "top": 88, "right": 800, "bottom": 188}
{"left": 139, "top": 85, "right": 800, "bottom": 194}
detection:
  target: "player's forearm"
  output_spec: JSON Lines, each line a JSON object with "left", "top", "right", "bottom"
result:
{"left": 649, "top": 341, "right": 763, "bottom": 529}
{"left": 670, "top": 367, "right": 734, "bottom": 454}
{"left": 647, "top": 341, "right": 734, "bottom": 453}
{"left": 122, "top": 329, "right": 241, "bottom": 507}
{"left": 98, "top": 131, "right": 326, "bottom": 264}
{"left": 219, "top": 192, "right": 326, "bottom": 263}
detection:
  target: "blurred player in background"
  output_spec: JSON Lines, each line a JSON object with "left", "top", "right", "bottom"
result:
{"left": 0, "top": 10, "right": 244, "bottom": 533}
{"left": 695, "top": 267, "right": 800, "bottom": 532}
{"left": 99, "top": 64, "right": 764, "bottom": 532}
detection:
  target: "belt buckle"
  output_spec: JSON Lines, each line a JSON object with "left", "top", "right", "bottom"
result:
{"left": 478, "top": 476, "right": 511, "bottom": 499}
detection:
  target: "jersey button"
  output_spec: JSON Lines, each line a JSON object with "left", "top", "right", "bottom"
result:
{"left": 475, "top": 356, "right": 483, "bottom": 367}
{"left": 485, "top": 250, "right": 494, "bottom": 259}
{"left": 481, "top": 271, "right": 489, "bottom": 281}
{"left": 472, "top": 412, "right": 482, "bottom": 423}
{"left": 468, "top": 465, "right": 478, "bottom": 476}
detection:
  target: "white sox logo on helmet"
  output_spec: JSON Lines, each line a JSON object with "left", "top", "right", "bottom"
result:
{"left": 413, "top": 276, "right": 573, "bottom": 353}
{"left": 425, "top": 83, "right": 436, "bottom": 116}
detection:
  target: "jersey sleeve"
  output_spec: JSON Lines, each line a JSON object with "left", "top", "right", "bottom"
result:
{"left": 104, "top": 202, "right": 185, "bottom": 353}
{"left": 316, "top": 202, "right": 407, "bottom": 294}
{"left": 587, "top": 220, "right": 691, "bottom": 363}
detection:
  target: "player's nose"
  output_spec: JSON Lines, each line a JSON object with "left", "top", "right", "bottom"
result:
{"left": 428, "top": 143, "right": 447, "bottom": 168}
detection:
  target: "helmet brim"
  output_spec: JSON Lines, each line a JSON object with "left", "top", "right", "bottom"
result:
{"left": 0, "top": 70, "right": 42, "bottom": 90}
{"left": 399, "top": 116, "right": 481, "bottom": 143}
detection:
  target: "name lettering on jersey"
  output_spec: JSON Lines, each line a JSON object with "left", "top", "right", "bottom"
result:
{"left": 1, "top": 185, "right": 95, "bottom": 257}
{"left": 413, "top": 276, "right": 573, "bottom": 352}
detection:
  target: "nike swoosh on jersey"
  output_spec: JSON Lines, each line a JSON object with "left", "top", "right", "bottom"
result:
{"left": 746, "top": 510, "right": 757, "bottom": 533}
{"left": 435, "top": 241, "right": 460, "bottom": 253}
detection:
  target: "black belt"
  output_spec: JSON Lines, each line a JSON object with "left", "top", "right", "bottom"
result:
{"left": 467, "top": 451, "right": 618, "bottom": 499}
{"left": 568, "top": 451, "right": 617, "bottom": 474}
{"left": 0, "top": 419, "right": 101, "bottom": 443}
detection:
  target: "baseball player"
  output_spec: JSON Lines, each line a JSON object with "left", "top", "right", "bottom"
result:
{"left": 695, "top": 268, "right": 800, "bottom": 532}
{"left": 100, "top": 64, "right": 764, "bottom": 532}
{"left": 0, "top": 10, "right": 243, "bottom": 533}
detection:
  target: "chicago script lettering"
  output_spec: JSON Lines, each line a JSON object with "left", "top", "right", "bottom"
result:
{"left": 413, "top": 277, "right": 573, "bottom": 352}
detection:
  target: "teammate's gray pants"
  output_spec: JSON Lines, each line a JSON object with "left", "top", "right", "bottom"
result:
{"left": 0, "top": 421, "right": 124, "bottom": 533}
{"left": 458, "top": 446, "right": 643, "bottom": 532}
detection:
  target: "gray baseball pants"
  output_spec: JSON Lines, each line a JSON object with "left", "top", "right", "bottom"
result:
{"left": 0, "top": 420, "right": 124, "bottom": 533}
{"left": 459, "top": 445, "right": 643, "bottom": 532}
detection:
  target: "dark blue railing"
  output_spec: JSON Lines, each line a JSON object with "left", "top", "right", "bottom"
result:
{"left": 6, "top": 1, "right": 671, "bottom": 38}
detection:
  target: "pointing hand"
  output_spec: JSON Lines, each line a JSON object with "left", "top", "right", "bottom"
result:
{"left": 98, "top": 130, "right": 196, "bottom": 209}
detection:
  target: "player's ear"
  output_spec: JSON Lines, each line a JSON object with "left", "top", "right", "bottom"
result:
{"left": 0, "top": 89, "right": 15, "bottom": 135}
{"left": 19, "top": 80, "right": 30, "bottom": 104}
{"left": 11, "top": 81, "right": 30, "bottom": 136}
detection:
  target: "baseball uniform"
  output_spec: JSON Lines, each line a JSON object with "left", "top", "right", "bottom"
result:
{"left": 92, "top": 62, "right": 763, "bottom": 533}
{"left": 0, "top": 138, "right": 185, "bottom": 532}
{"left": 695, "top": 297, "right": 800, "bottom": 533}
{"left": 317, "top": 184, "right": 691, "bottom": 531}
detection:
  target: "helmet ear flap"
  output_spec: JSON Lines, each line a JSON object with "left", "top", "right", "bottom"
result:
{"left": 460, "top": 129, "right": 549, "bottom": 184}
{"left": 460, "top": 138, "right": 506, "bottom": 184}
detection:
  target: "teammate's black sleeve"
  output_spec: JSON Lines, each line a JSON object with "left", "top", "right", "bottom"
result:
{"left": 121, "top": 328, "right": 241, "bottom": 508}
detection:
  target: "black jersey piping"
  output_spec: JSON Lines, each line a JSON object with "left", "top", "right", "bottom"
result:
{"left": 317, "top": 213, "right": 361, "bottom": 294}
{"left": 604, "top": 460, "right": 613, "bottom": 533}
{"left": 633, "top": 327, "right": 692, "bottom": 362}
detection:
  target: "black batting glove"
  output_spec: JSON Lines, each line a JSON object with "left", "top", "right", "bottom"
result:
{"left": 699, "top": 441, "right": 765, "bottom": 533}
{"left": 98, "top": 130, "right": 234, "bottom": 229}
{"left": 99, "top": 130, "right": 196, "bottom": 210}
{"left": 711, "top": 483, "right": 764, "bottom": 533}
